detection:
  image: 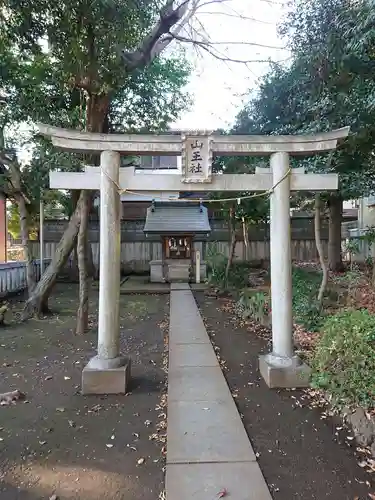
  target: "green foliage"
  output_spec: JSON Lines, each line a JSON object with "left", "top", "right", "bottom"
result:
{"left": 233, "top": 0, "right": 375, "bottom": 201}
{"left": 110, "top": 58, "right": 192, "bottom": 133}
{"left": 206, "top": 243, "right": 227, "bottom": 287}
{"left": 236, "top": 290, "right": 270, "bottom": 323}
{"left": 206, "top": 242, "right": 253, "bottom": 289}
{"left": 0, "top": 0, "right": 192, "bottom": 225}
{"left": 311, "top": 309, "right": 375, "bottom": 408}
{"left": 210, "top": 155, "right": 270, "bottom": 225}
{"left": 7, "top": 202, "right": 35, "bottom": 239}
{"left": 344, "top": 238, "right": 361, "bottom": 258}
{"left": 292, "top": 267, "right": 324, "bottom": 331}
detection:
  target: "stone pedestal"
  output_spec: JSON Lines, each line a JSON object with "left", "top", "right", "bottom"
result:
{"left": 150, "top": 260, "right": 164, "bottom": 282}
{"left": 259, "top": 354, "right": 311, "bottom": 389}
{"left": 82, "top": 356, "right": 131, "bottom": 395}
{"left": 82, "top": 150, "right": 130, "bottom": 395}
{"left": 149, "top": 259, "right": 207, "bottom": 283}
{"left": 168, "top": 261, "right": 190, "bottom": 282}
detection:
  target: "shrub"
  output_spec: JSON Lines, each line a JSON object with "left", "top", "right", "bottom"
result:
{"left": 311, "top": 309, "right": 375, "bottom": 408}
{"left": 292, "top": 267, "right": 324, "bottom": 331}
{"left": 236, "top": 289, "right": 270, "bottom": 323}
{"left": 206, "top": 243, "right": 254, "bottom": 289}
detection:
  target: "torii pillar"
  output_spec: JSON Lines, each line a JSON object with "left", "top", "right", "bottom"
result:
{"left": 38, "top": 124, "right": 349, "bottom": 393}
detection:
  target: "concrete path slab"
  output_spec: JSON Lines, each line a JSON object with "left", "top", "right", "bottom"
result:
{"left": 166, "top": 288, "right": 272, "bottom": 500}
{"left": 169, "top": 325, "right": 209, "bottom": 344}
{"left": 168, "top": 366, "right": 232, "bottom": 402}
{"left": 170, "top": 283, "right": 190, "bottom": 290}
{"left": 169, "top": 343, "right": 219, "bottom": 369}
{"left": 169, "top": 291, "right": 210, "bottom": 344}
{"left": 166, "top": 462, "right": 273, "bottom": 500}
{"left": 167, "top": 400, "right": 255, "bottom": 463}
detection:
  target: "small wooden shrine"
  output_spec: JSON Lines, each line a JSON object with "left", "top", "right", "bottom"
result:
{"left": 143, "top": 200, "right": 211, "bottom": 282}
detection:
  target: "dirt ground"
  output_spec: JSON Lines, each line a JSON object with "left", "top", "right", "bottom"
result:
{"left": 194, "top": 292, "right": 374, "bottom": 500}
{"left": 0, "top": 284, "right": 168, "bottom": 500}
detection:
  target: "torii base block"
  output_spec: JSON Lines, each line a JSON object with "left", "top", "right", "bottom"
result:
{"left": 82, "top": 357, "right": 131, "bottom": 395}
{"left": 259, "top": 355, "right": 311, "bottom": 389}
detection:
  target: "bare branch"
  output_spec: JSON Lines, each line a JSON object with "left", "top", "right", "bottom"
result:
{"left": 121, "top": 0, "right": 287, "bottom": 73}
{"left": 122, "top": 0, "right": 195, "bottom": 71}
{"left": 197, "top": 40, "right": 288, "bottom": 50}
{"left": 169, "top": 32, "right": 287, "bottom": 63}
{"left": 198, "top": 11, "right": 276, "bottom": 24}
{"left": 197, "top": 0, "right": 230, "bottom": 7}
{"left": 258, "top": 0, "right": 284, "bottom": 4}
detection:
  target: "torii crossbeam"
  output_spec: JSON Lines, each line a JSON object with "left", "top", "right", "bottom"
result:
{"left": 38, "top": 124, "right": 350, "bottom": 393}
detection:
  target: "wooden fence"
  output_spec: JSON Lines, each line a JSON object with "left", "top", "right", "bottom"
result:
{"left": 24, "top": 216, "right": 326, "bottom": 272}
{"left": 0, "top": 260, "right": 51, "bottom": 297}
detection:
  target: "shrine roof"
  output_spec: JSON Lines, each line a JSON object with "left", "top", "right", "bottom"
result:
{"left": 143, "top": 201, "right": 211, "bottom": 235}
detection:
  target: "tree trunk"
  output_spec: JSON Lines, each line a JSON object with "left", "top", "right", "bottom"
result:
{"left": 74, "top": 92, "right": 109, "bottom": 329}
{"left": 69, "top": 190, "right": 80, "bottom": 281}
{"left": 69, "top": 243, "right": 79, "bottom": 282}
{"left": 225, "top": 207, "right": 236, "bottom": 285}
{"left": 314, "top": 194, "right": 328, "bottom": 305}
{"left": 21, "top": 191, "right": 86, "bottom": 320}
{"left": 21, "top": 93, "right": 109, "bottom": 321}
{"left": 6, "top": 158, "right": 36, "bottom": 296}
{"left": 87, "top": 241, "right": 97, "bottom": 279}
{"left": 76, "top": 191, "right": 91, "bottom": 334}
{"left": 328, "top": 193, "right": 344, "bottom": 272}
{"left": 242, "top": 217, "right": 250, "bottom": 261}
{"left": 16, "top": 194, "right": 36, "bottom": 295}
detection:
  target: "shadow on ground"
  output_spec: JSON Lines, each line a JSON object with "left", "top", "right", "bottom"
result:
{"left": 0, "top": 284, "right": 168, "bottom": 500}
{"left": 194, "top": 292, "right": 374, "bottom": 500}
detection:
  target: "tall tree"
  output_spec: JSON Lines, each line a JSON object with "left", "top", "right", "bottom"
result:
{"left": 0, "top": 0, "right": 193, "bottom": 322}
{"left": 233, "top": 0, "right": 375, "bottom": 270}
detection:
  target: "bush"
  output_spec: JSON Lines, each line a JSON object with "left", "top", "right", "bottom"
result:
{"left": 206, "top": 243, "right": 253, "bottom": 289}
{"left": 311, "top": 309, "right": 375, "bottom": 408}
{"left": 236, "top": 289, "right": 270, "bottom": 323}
{"left": 292, "top": 267, "right": 324, "bottom": 331}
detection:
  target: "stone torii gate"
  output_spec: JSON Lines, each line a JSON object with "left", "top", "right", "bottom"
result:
{"left": 38, "top": 124, "right": 349, "bottom": 394}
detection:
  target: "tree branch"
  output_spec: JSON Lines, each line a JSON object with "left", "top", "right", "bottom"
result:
{"left": 198, "top": 11, "right": 276, "bottom": 24}
{"left": 122, "top": 0, "right": 195, "bottom": 71}
{"left": 121, "top": 0, "right": 287, "bottom": 72}
{"left": 170, "top": 32, "right": 285, "bottom": 64}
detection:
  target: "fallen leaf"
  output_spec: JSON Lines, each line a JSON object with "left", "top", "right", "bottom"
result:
{"left": 217, "top": 488, "right": 228, "bottom": 498}
{"left": 137, "top": 458, "right": 145, "bottom": 465}
{"left": 56, "top": 408, "right": 65, "bottom": 413}
{"left": 64, "top": 376, "right": 71, "bottom": 381}
{"left": 106, "top": 444, "right": 113, "bottom": 448}
{"left": 144, "top": 420, "right": 151, "bottom": 426}
{"left": 49, "top": 495, "right": 58, "bottom": 500}
{"left": 369, "top": 494, "right": 375, "bottom": 500}
{"left": 45, "top": 376, "right": 53, "bottom": 381}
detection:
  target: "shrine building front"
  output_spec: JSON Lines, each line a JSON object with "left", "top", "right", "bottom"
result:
{"left": 143, "top": 200, "right": 210, "bottom": 283}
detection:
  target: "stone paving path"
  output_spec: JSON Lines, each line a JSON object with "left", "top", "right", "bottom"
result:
{"left": 166, "top": 284, "right": 272, "bottom": 500}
